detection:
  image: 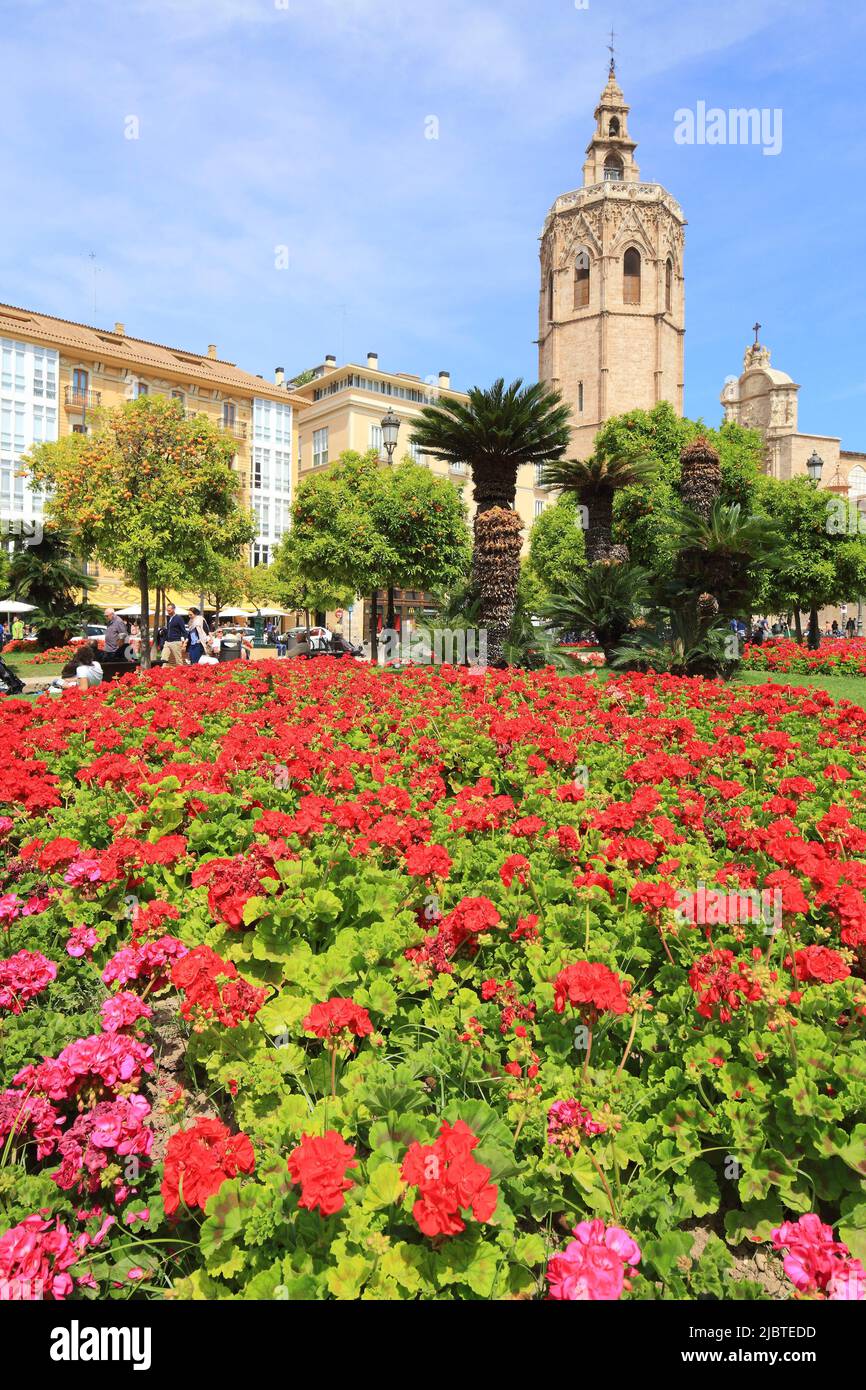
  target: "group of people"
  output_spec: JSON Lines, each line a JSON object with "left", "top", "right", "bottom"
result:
{"left": 0, "top": 617, "right": 36, "bottom": 647}
{"left": 159, "top": 604, "right": 250, "bottom": 665}
{"left": 734, "top": 615, "right": 860, "bottom": 647}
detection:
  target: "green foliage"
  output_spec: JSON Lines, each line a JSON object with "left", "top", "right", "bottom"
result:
{"left": 753, "top": 475, "right": 866, "bottom": 615}
{"left": 540, "top": 561, "right": 650, "bottom": 657}
{"left": 596, "top": 402, "right": 765, "bottom": 578}
{"left": 519, "top": 493, "right": 587, "bottom": 610}
{"left": 281, "top": 449, "right": 470, "bottom": 612}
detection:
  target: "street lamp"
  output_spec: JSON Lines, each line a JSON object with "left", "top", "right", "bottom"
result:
{"left": 806, "top": 451, "right": 824, "bottom": 650}
{"left": 380, "top": 408, "right": 401, "bottom": 637}
{"left": 381, "top": 407, "right": 401, "bottom": 463}
{"left": 806, "top": 450, "right": 824, "bottom": 484}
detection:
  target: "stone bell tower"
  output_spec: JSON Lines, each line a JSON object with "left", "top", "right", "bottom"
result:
{"left": 538, "top": 59, "right": 686, "bottom": 458}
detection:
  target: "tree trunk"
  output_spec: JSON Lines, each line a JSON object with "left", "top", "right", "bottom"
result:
{"left": 474, "top": 507, "right": 523, "bottom": 666}
{"left": 139, "top": 560, "right": 151, "bottom": 671}
{"left": 369, "top": 592, "right": 378, "bottom": 664}
{"left": 807, "top": 605, "right": 820, "bottom": 650}
{"left": 584, "top": 490, "right": 627, "bottom": 565}
{"left": 386, "top": 585, "right": 396, "bottom": 631}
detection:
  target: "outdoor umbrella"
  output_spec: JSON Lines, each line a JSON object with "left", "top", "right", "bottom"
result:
{"left": 218, "top": 607, "right": 253, "bottom": 619}
{"left": 0, "top": 600, "right": 37, "bottom": 613}
{"left": 256, "top": 607, "right": 290, "bottom": 618}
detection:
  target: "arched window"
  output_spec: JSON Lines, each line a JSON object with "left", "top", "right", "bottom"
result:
{"left": 574, "top": 249, "right": 590, "bottom": 308}
{"left": 609, "top": 116, "right": 620, "bottom": 136}
{"left": 623, "top": 248, "right": 641, "bottom": 305}
{"left": 665, "top": 258, "right": 673, "bottom": 312}
{"left": 604, "top": 153, "right": 623, "bottom": 182}
{"left": 547, "top": 270, "right": 554, "bottom": 322}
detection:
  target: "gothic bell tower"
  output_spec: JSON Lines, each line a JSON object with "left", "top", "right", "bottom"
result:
{"left": 538, "top": 58, "right": 686, "bottom": 458}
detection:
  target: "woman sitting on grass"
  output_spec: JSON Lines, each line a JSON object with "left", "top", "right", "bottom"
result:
{"left": 52, "top": 642, "right": 103, "bottom": 693}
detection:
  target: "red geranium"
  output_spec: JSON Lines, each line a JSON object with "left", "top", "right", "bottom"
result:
{"left": 287, "top": 1130, "right": 358, "bottom": 1216}
{"left": 553, "top": 961, "right": 631, "bottom": 1019}
{"left": 303, "top": 997, "right": 373, "bottom": 1042}
{"left": 401, "top": 1119, "right": 498, "bottom": 1238}
{"left": 162, "top": 1118, "right": 255, "bottom": 1215}
{"left": 688, "top": 948, "right": 762, "bottom": 1022}
{"left": 171, "top": 945, "right": 267, "bottom": 1029}
{"left": 793, "top": 945, "right": 850, "bottom": 985}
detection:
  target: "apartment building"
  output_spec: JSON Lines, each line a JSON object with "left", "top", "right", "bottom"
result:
{"left": 0, "top": 302, "right": 308, "bottom": 606}
{"left": 291, "top": 352, "right": 548, "bottom": 634}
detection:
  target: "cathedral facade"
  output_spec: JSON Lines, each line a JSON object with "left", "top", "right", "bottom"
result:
{"left": 721, "top": 338, "right": 866, "bottom": 501}
{"left": 538, "top": 62, "right": 686, "bottom": 457}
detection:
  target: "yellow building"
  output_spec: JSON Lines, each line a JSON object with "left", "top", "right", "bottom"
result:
{"left": 0, "top": 301, "right": 308, "bottom": 608}
{"left": 291, "top": 352, "right": 549, "bottom": 634}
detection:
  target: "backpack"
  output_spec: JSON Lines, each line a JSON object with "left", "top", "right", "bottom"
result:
{"left": 0, "top": 658, "right": 26, "bottom": 696}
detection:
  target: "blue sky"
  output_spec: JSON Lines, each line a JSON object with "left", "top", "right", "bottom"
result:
{"left": 4, "top": 0, "right": 865, "bottom": 445}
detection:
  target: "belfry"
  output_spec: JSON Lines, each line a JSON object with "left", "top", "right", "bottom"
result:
{"left": 538, "top": 57, "right": 686, "bottom": 456}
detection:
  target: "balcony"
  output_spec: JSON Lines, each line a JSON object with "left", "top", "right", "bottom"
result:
{"left": 186, "top": 409, "right": 247, "bottom": 440}
{"left": 64, "top": 386, "right": 101, "bottom": 410}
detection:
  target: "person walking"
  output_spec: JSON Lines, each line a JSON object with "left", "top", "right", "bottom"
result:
{"left": 162, "top": 603, "right": 187, "bottom": 667}
{"left": 11, "top": 617, "right": 24, "bottom": 642}
{"left": 129, "top": 620, "right": 142, "bottom": 658}
{"left": 185, "top": 607, "right": 210, "bottom": 665}
{"left": 103, "top": 608, "right": 129, "bottom": 659}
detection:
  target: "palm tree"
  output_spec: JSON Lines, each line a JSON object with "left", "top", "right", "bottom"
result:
{"left": 7, "top": 526, "right": 94, "bottom": 647}
{"left": 679, "top": 436, "right": 721, "bottom": 521}
{"left": 673, "top": 501, "right": 782, "bottom": 618}
{"left": 541, "top": 561, "right": 650, "bottom": 660}
{"left": 412, "top": 379, "right": 571, "bottom": 663}
{"left": 541, "top": 449, "right": 657, "bottom": 563}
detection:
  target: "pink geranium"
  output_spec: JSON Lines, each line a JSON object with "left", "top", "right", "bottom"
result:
{"left": 547, "top": 1219, "right": 641, "bottom": 1301}
{"left": 772, "top": 1213, "right": 865, "bottom": 1300}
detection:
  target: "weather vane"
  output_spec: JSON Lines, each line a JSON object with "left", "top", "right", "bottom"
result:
{"left": 608, "top": 26, "right": 616, "bottom": 74}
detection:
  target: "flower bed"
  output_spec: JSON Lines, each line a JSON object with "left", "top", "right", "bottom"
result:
{"left": 742, "top": 638, "right": 866, "bottom": 677}
{"left": 1, "top": 660, "right": 866, "bottom": 1301}
{"left": 26, "top": 644, "right": 77, "bottom": 666}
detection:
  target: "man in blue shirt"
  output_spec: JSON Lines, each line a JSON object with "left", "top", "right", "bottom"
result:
{"left": 162, "top": 603, "right": 187, "bottom": 667}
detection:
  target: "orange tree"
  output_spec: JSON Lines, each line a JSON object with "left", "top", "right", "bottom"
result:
{"left": 26, "top": 396, "right": 254, "bottom": 666}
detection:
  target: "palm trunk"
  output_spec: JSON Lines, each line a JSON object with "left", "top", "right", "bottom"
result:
{"left": 139, "top": 560, "right": 151, "bottom": 671}
{"left": 584, "top": 490, "right": 627, "bottom": 565}
{"left": 474, "top": 507, "right": 523, "bottom": 666}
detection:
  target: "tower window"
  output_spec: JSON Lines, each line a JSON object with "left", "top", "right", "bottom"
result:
{"left": 578, "top": 381, "right": 584, "bottom": 414}
{"left": 574, "top": 249, "right": 590, "bottom": 308}
{"left": 604, "top": 153, "right": 623, "bottom": 182}
{"left": 609, "top": 116, "right": 620, "bottom": 136}
{"left": 547, "top": 270, "right": 554, "bottom": 322}
{"left": 623, "top": 248, "right": 641, "bottom": 305}
{"left": 665, "top": 258, "right": 673, "bottom": 312}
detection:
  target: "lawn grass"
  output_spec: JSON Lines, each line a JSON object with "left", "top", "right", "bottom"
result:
{"left": 4, "top": 656, "right": 65, "bottom": 680}
{"left": 733, "top": 670, "right": 866, "bottom": 708}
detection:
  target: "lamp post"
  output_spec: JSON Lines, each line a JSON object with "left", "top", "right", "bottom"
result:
{"left": 380, "top": 407, "right": 401, "bottom": 633}
{"left": 806, "top": 450, "right": 824, "bottom": 650}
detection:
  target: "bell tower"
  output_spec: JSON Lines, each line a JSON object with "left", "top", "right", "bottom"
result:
{"left": 538, "top": 59, "right": 686, "bottom": 458}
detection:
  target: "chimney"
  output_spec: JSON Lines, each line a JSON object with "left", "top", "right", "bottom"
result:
{"left": 367, "top": 351, "right": 379, "bottom": 370}
{"left": 207, "top": 344, "right": 217, "bottom": 359}
{"left": 438, "top": 369, "right": 451, "bottom": 389}
{"left": 274, "top": 367, "right": 285, "bottom": 386}
{"left": 324, "top": 354, "right": 337, "bottom": 369}
{"left": 114, "top": 322, "right": 125, "bottom": 335}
